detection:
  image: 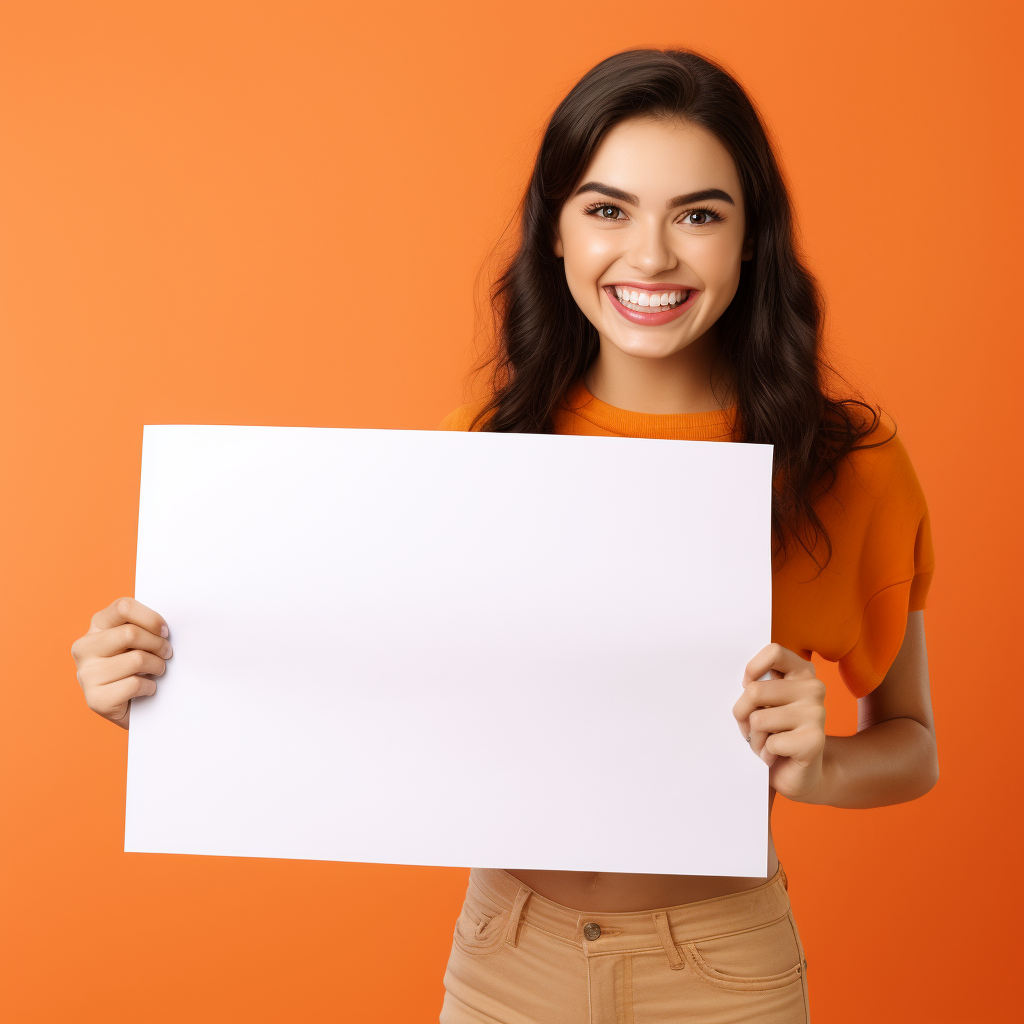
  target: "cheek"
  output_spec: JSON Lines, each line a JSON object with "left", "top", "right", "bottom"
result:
{"left": 687, "top": 233, "right": 744, "bottom": 293}
{"left": 561, "top": 225, "right": 615, "bottom": 279}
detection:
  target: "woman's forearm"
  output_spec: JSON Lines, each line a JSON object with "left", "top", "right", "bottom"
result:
{"left": 804, "top": 719, "right": 939, "bottom": 808}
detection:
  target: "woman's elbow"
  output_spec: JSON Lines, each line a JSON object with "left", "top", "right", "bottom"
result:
{"left": 916, "top": 733, "right": 940, "bottom": 798}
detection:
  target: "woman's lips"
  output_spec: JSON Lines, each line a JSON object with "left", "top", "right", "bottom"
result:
{"left": 603, "top": 285, "right": 699, "bottom": 325}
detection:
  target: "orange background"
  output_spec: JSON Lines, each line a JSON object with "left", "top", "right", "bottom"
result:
{"left": 1, "top": 1, "right": 1021, "bottom": 1021}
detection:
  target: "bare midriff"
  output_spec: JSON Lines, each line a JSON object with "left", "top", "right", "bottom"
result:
{"left": 502, "top": 793, "right": 779, "bottom": 913}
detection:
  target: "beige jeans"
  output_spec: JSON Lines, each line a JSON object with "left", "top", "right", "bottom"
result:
{"left": 440, "top": 864, "right": 809, "bottom": 1023}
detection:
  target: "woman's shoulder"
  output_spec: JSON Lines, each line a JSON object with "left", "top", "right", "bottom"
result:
{"left": 814, "top": 402, "right": 932, "bottom": 593}
{"left": 831, "top": 403, "right": 923, "bottom": 503}
{"left": 436, "top": 396, "right": 493, "bottom": 432}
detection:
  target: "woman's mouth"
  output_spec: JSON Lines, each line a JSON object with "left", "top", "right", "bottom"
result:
{"left": 603, "top": 284, "right": 699, "bottom": 325}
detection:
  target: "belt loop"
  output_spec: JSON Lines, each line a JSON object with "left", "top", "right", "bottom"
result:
{"left": 505, "top": 886, "right": 531, "bottom": 948}
{"left": 779, "top": 864, "right": 789, "bottom": 890}
{"left": 651, "top": 911, "right": 685, "bottom": 970}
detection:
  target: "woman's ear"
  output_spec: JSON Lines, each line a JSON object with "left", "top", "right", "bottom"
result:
{"left": 741, "top": 235, "right": 754, "bottom": 261}
{"left": 553, "top": 231, "right": 564, "bottom": 259}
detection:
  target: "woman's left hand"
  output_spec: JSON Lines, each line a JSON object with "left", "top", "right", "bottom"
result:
{"left": 732, "top": 644, "right": 827, "bottom": 803}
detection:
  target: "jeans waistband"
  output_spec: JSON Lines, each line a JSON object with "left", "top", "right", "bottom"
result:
{"left": 468, "top": 864, "right": 792, "bottom": 962}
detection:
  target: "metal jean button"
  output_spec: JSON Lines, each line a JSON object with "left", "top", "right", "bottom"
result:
{"left": 583, "top": 922, "right": 601, "bottom": 941}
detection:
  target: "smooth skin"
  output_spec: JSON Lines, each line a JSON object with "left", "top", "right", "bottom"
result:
{"left": 554, "top": 115, "right": 751, "bottom": 415}
{"left": 73, "top": 597, "right": 171, "bottom": 728}
{"left": 71, "top": 114, "right": 939, "bottom": 913}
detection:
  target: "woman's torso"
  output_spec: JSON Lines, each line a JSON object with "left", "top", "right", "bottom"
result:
{"left": 504, "top": 793, "right": 780, "bottom": 911}
{"left": 439, "top": 382, "right": 932, "bottom": 913}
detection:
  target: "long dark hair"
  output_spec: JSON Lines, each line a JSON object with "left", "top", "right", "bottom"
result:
{"left": 473, "top": 48, "right": 888, "bottom": 567}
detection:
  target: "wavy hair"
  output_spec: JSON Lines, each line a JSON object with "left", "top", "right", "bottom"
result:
{"left": 473, "top": 48, "right": 889, "bottom": 567}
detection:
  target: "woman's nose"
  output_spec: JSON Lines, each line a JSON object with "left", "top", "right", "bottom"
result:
{"left": 625, "top": 221, "right": 677, "bottom": 277}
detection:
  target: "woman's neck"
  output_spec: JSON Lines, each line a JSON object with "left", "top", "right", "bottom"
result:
{"left": 584, "top": 329, "right": 734, "bottom": 415}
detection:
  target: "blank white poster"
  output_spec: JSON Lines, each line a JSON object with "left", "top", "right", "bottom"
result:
{"left": 126, "top": 425, "right": 772, "bottom": 877}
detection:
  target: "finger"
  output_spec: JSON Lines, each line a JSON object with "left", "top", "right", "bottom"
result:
{"left": 78, "top": 649, "right": 167, "bottom": 689}
{"left": 84, "top": 674, "right": 158, "bottom": 723}
{"left": 744, "top": 720, "right": 776, "bottom": 765}
{"left": 72, "top": 622, "right": 172, "bottom": 664}
{"left": 90, "top": 597, "right": 169, "bottom": 639}
{"left": 743, "top": 644, "right": 813, "bottom": 684}
{"left": 84, "top": 625, "right": 172, "bottom": 661}
{"left": 733, "top": 678, "right": 815, "bottom": 724}
{"left": 763, "top": 725, "right": 824, "bottom": 762}
{"left": 749, "top": 705, "right": 808, "bottom": 737}
{"left": 736, "top": 683, "right": 825, "bottom": 767}
{"left": 749, "top": 724, "right": 770, "bottom": 760}
{"left": 741, "top": 701, "right": 773, "bottom": 761}
{"left": 733, "top": 670, "right": 774, "bottom": 740}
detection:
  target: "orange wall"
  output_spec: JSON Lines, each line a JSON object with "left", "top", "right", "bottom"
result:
{"left": 1, "top": 2, "right": 1021, "bottom": 1021}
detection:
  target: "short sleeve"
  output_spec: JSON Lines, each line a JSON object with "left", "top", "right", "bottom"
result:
{"left": 834, "top": 422, "right": 935, "bottom": 698}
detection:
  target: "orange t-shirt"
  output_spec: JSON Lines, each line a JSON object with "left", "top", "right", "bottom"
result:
{"left": 438, "top": 380, "right": 934, "bottom": 699}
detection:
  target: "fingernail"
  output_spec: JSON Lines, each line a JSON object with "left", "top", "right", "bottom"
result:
{"left": 160, "top": 625, "right": 169, "bottom": 637}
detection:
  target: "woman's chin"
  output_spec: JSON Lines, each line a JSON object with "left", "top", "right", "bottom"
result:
{"left": 604, "top": 331, "right": 696, "bottom": 361}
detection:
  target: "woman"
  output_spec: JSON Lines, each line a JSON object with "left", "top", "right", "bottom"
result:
{"left": 72, "top": 49, "right": 937, "bottom": 1023}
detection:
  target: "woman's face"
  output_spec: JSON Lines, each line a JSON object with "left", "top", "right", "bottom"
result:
{"left": 554, "top": 116, "right": 751, "bottom": 361}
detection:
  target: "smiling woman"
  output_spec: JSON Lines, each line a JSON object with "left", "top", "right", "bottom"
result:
{"left": 433, "top": 48, "right": 938, "bottom": 1023}
{"left": 66, "top": 43, "right": 938, "bottom": 1024}
{"left": 464, "top": 51, "right": 887, "bottom": 573}
{"left": 556, "top": 121, "right": 749, "bottom": 385}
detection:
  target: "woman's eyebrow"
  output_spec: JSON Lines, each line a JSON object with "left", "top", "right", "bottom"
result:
{"left": 573, "top": 182, "right": 639, "bottom": 205}
{"left": 573, "top": 182, "right": 735, "bottom": 208}
{"left": 667, "top": 188, "right": 734, "bottom": 208}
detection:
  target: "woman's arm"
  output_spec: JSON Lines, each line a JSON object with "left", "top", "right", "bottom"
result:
{"left": 732, "top": 611, "right": 939, "bottom": 809}
{"left": 813, "top": 610, "right": 938, "bottom": 808}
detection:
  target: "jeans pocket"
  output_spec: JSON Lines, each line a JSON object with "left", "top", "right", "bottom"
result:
{"left": 452, "top": 885, "right": 510, "bottom": 957}
{"left": 681, "top": 914, "right": 805, "bottom": 993}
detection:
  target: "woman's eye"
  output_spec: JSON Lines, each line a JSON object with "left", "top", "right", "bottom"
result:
{"left": 682, "top": 209, "right": 721, "bottom": 226}
{"left": 585, "top": 203, "right": 624, "bottom": 220}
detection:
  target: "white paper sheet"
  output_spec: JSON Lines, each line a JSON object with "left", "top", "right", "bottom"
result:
{"left": 126, "top": 425, "right": 772, "bottom": 876}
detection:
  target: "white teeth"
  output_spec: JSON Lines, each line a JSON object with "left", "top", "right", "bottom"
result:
{"left": 610, "top": 285, "right": 692, "bottom": 312}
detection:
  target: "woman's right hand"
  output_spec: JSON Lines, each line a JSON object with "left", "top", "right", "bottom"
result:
{"left": 71, "top": 597, "right": 172, "bottom": 730}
